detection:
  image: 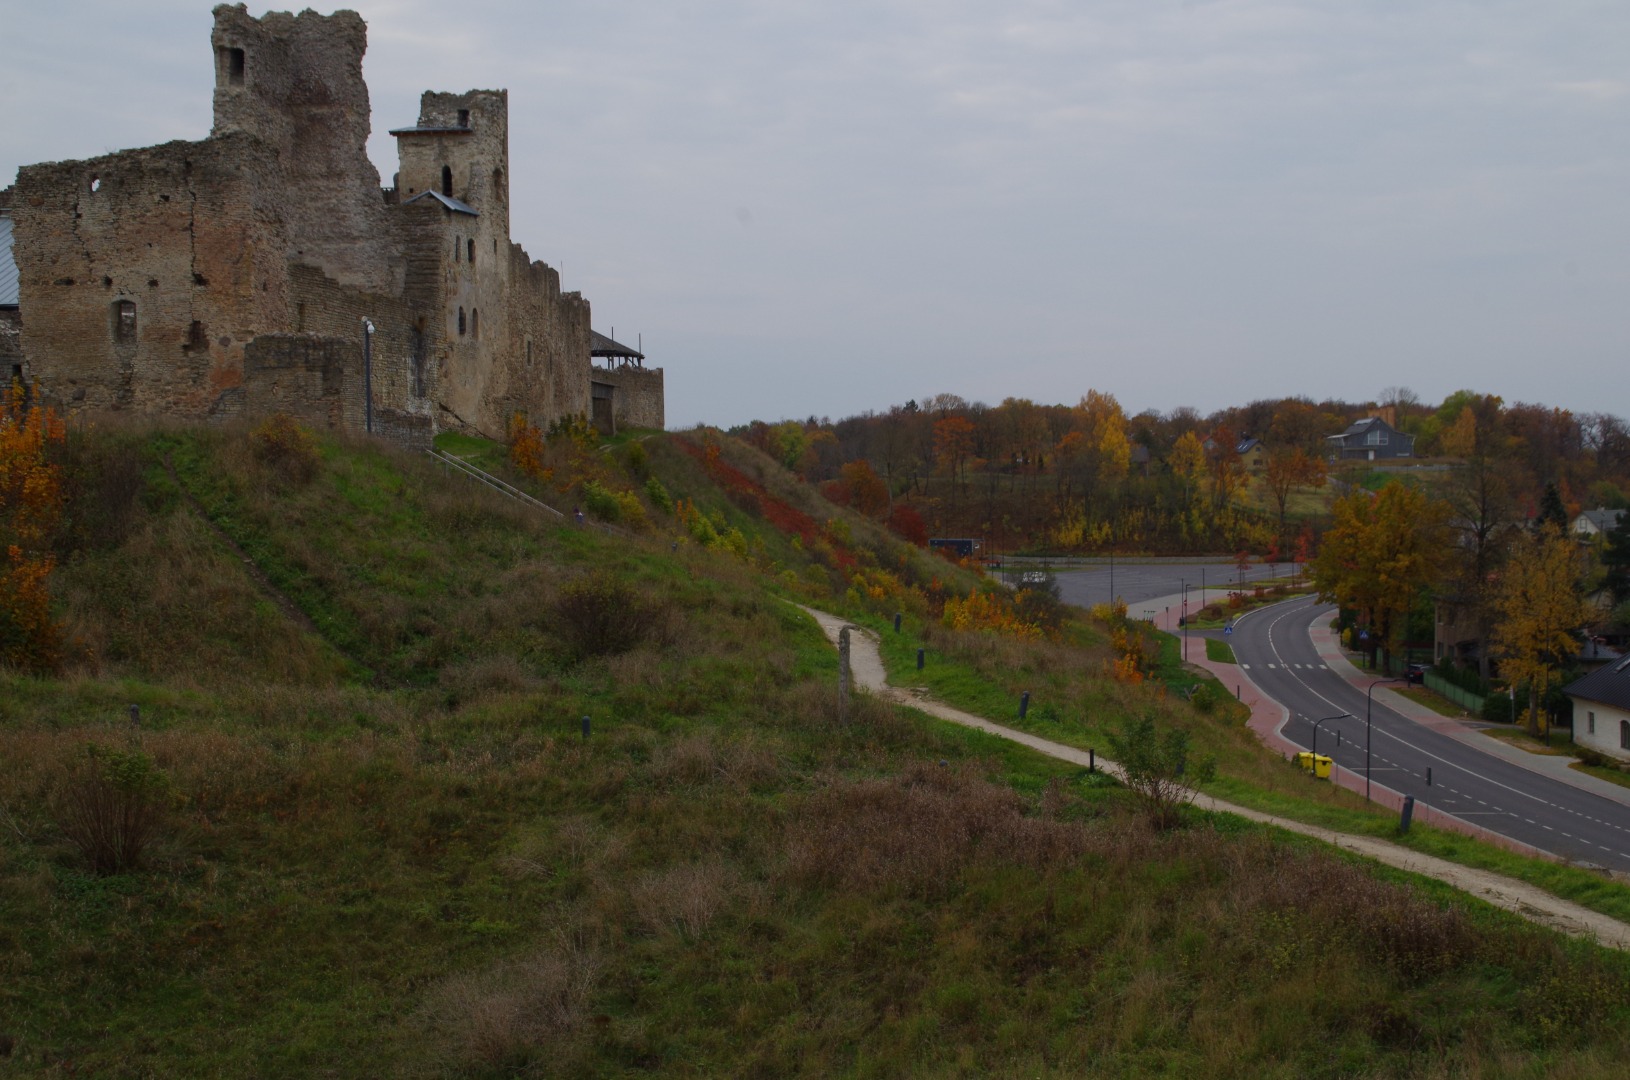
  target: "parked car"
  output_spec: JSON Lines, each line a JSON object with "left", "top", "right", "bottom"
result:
{"left": 1406, "top": 663, "right": 1429, "bottom": 685}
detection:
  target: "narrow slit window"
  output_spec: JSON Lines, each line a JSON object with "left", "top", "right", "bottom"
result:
{"left": 458, "top": 109, "right": 470, "bottom": 128}
{"left": 112, "top": 299, "right": 137, "bottom": 341}
{"left": 441, "top": 165, "right": 453, "bottom": 197}
{"left": 467, "top": 239, "right": 475, "bottom": 265}
{"left": 457, "top": 307, "right": 466, "bottom": 336}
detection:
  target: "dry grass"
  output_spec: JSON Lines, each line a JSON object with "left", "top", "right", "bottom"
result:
{"left": 629, "top": 859, "right": 741, "bottom": 937}
{"left": 784, "top": 762, "right": 1093, "bottom": 899}
{"left": 415, "top": 936, "right": 602, "bottom": 1074}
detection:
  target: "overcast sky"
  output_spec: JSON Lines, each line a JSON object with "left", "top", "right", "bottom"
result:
{"left": 4, "top": 1, "right": 1628, "bottom": 428}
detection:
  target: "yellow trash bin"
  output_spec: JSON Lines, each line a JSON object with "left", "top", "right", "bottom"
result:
{"left": 1295, "top": 751, "right": 1315, "bottom": 773}
{"left": 1313, "top": 754, "right": 1333, "bottom": 780}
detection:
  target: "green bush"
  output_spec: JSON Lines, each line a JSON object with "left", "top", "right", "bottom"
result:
{"left": 1105, "top": 712, "right": 1217, "bottom": 830}
{"left": 52, "top": 743, "right": 170, "bottom": 874}
{"left": 1482, "top": 692, "right": 1513, "bottom": 723}
{"left": 644, "top": 476, "right": 673, "bottom": 514}
{"left": 551, "top": 572, "right": 668, "bottom": 659}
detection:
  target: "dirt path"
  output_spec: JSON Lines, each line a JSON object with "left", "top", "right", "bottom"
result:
{"left": 797, "top": 606, "right": 1630, "bottom": 950}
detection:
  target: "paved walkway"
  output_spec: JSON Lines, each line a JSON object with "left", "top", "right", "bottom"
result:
{"left": 798, "top": 605, "right": 1630, "bottom": 950}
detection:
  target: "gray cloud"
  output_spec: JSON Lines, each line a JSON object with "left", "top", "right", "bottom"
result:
{"left": 5, "top": 1, "right": 1628, "bottom": 426}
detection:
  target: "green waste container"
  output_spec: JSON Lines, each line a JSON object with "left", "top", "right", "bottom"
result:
{"left": 1295, "top": 751, "right": 1315, "bottom": 773}
{"left": 1313, "top": 754, "right": 1333, "bottom": 779}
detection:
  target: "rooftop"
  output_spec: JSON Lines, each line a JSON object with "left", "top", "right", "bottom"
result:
{"left": 0, "top": 214, "right": 17, "bottom": 307}
{"left": 400, "top": 190, "right": 479, "bottom": 217}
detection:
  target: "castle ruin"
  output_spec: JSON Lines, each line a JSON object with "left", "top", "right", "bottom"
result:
{"left": 1, "top": 4, "right": 663, "bottom": 443}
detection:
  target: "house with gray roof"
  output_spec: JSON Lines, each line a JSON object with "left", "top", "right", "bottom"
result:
{"left": 1326, "top": 416, "right": 1415, "bottom": 461}
{"left": 1565, "top": 654, "right": 1630, "bottom": 761}
{"left": 1572, "top": 507, "right": 1626, "bottom": 538}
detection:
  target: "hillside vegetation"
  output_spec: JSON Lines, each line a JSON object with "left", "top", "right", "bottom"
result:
{"left": 2, "top": 418, "right": 1629, "bottom": 1076}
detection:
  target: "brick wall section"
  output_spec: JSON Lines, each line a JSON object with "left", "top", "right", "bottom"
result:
{"left": 592, "top": 365, "right": 665, "bottom": 430}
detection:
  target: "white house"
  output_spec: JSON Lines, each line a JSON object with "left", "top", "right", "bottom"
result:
{"left": 1572, "top": 507, "right": 1626, "bottom": 538}
{"left": 1564, "top": 654, "right": 1630, "bottom": 761}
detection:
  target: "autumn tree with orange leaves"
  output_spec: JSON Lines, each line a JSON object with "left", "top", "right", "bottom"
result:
{"left": 0, "top": 384, "right": 67, "bottom": 671}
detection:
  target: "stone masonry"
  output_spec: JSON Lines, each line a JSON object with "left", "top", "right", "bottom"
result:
{"left": 7, "top": 5, "right": 663, "bottom": 445}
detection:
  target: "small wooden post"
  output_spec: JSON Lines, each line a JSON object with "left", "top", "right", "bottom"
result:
{"left": 838, "top": 627, "right": 853, "bottom": 719}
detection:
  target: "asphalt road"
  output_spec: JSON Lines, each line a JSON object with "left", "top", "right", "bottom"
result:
{"left": 1040, "top": 559, "right": 1291, "bottom": 613}
{"left": 1230, "top": 595, "right": 1630, "bottom": 873}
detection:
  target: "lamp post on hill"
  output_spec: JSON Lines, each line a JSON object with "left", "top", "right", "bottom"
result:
{"left": 1366, "top": 678, "right": 1408, "bottom": 801}
{"left": 362, "top": 318, "right": 375, "bottom": 434}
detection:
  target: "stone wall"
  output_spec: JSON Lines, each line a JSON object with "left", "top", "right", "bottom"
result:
{"left": 233, "top": 332, "right": 432, "bottom": 445}
{"left": 13, "top": 134, "right": 286, "bottom": 415}
{"left": 592, "top": 364, "right": 665, "bottom": 430}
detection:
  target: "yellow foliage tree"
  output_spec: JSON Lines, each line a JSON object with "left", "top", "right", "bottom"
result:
{"left": 1491, "top": 526, "right": 1590, "bottom": 736}
{"left": 1311, "top": 483, "right": 1449, "bottom": 670}
{"left": 1169, "top": 431, "right": 1207, "bottom": 514}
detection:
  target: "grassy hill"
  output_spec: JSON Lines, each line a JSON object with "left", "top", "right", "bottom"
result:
{"left": 2, "top": 418, "right": 1629, "bottom": 1076}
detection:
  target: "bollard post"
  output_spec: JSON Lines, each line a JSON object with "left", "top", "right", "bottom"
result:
{"left": 1089, "top": 749, "right": 1095, "bottom": 772}
{"left": 1399, "top": 795, "right": 1415, "bottom": 834}
{"left": 894, "top": 612, "right": 902, "bottom": 633}
{"left": 916, "top": 648, "right": 925, "bottom": 671}
{"left": 1236, "top": 685, "right": 1241, "bottom": 699}
{"left": 838, "top": 627, "right": 853, "bottom": 718}
{"left": 581, "top": 715, "right": 591, "bottom": 740}
{"left": 1426, "top": 767, "right": 1432, "bottom": 786}
{"left": 1019, "top": 691, "right": 1030, "bottom": 719}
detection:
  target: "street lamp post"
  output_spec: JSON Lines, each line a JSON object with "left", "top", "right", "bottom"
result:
{"left": 1365, "top": 678, "right": 1408, "bottom": 802}
{"left": 1311, "top": 713, "right": 1352, "bottom": 758}
{"left": 362, "top": 318, "right": 375, "bottom": 434}
{"left": 1181, "top": 579, "right": 1189, "bottom": 661}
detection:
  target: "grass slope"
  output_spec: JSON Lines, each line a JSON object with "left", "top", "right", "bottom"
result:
{"left": 1, "top": 421, "right": 1628, "bottom": 1076}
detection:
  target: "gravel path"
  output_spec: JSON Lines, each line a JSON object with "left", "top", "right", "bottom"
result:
{"left": 797, "top": 606, "right": 1630, "bottom": 950}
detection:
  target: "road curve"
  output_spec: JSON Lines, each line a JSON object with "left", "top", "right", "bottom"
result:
{"left": 1228, "top": 596, "right": 1630, "bottom": 874}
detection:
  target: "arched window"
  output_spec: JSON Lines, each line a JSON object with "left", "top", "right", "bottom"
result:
{"left": 454, "top": 235, "right": 460, "bottom": 263}
{"left": 470, "top": 309, "right": 480, "bottom": 341}
{"left": 467, "top": 239, "right": 475, "bottom": 266}
{"left": 492, "top": 167, "right": 504, "bottom": 202}
{"left": 441, "top": 165, "right": 453, "bottom": 197}
{"left": 457, "top": 307, "right": 466, "bottom": 336}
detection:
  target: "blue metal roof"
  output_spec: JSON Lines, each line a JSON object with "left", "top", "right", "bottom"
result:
{"left": 0, "top": 215, "right": 18, "bottom": 307}
{"left": 401, "top": 190, "right": 478, "bottom": 216}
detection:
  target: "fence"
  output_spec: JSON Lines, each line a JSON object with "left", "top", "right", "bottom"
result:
{"left": 1424, "top": 671, "right": 1486, "bottom": 715}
